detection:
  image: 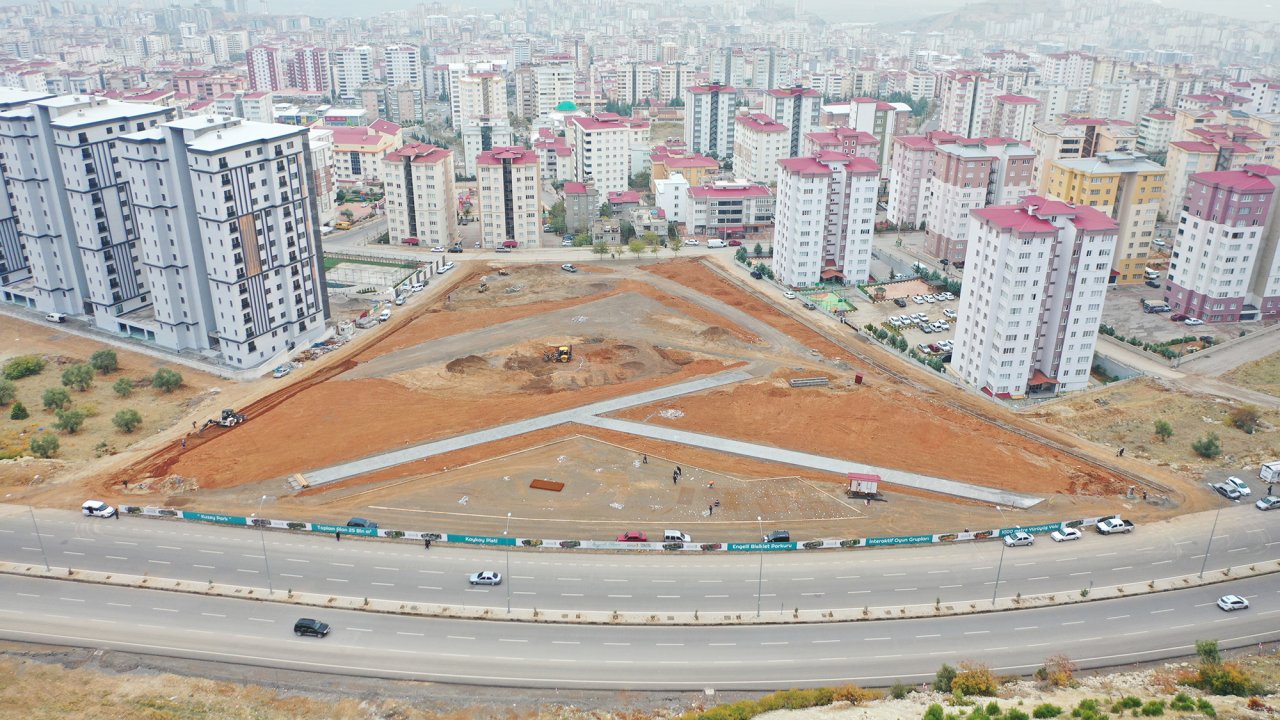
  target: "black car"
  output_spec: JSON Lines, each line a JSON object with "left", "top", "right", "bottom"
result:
{"left": 1145, "top": 279, "right": 1160, "bottom": 288}
{"left": 346, "top": 517, "right": 378, "bottom": 529}
{"left": 762, "top": 530, "right": 791, "bottom": 543}
{"left": 750, "top": 271, "right": 764, "bottom": 279}
{"left": 448, "top": 246, "right": 463, "bottom": 253}
{"left": 294, "top": 618, "right": 330, "bottom": 637}
{"left": 893, "top": 297, "right": 908, "bottom": 307}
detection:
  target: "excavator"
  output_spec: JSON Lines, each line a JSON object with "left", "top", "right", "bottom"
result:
{"left": 543, "top": 345, "right": 572, "bottom": 363}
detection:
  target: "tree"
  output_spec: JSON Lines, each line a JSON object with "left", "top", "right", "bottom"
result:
{"left": 669, "top": 240, "right": 683, "bottom": 258}
{"left": 934, "top": 663, "right": 956, "bottom": 692}
{"left": 1191, "top": 432, "right": 1221, "bottom": 459}
{"left": 668, "top": 97, "right": 685, "bottom": 107}
{"left": 89, "top": 349, "right": 119, "bottom": 374}
{"left": 54, "top": 407, "right": 86, "bottom": 434}
{"left": 599, "top": 202, "right": 612, "bottom": 218}
{"left": 641, "top": 231, "right": 659, "bottom": 247}
{"left": 1195, "top": 639, "right": 1221, "bottom": 666}
{"left": 113, "top": 377, "right": 134, "bottom": 397}
{"left": 1153, "top": 419, "right": 1174, "bottom": 443}
{"left": 629, "top": 169, "right": 651, "bottom": 189}
{"left": 546, "top": 200, "right": 568, "bottom": 234}
{"left": 340, "top": 209, "right": 355, "bottom": 221}
{"left": 627, "top": 238, "right": 646, "bottom": 260}
{"left": 10, "top": 402, "right": 28, "bottom": 420}
{"left": 0, "top": 379, "right": 14, "bottom": 405}
{"left": 1228, "top": 405, "right": 1261, "bottom": 434}
{"left": 592, "top": 242, "right": 610, "bottom": 260}
{"left": 152, "top": 368, "right": 184, "bottom": 393}
{"left": 735, "top": 247, "right": 748, "bottom": 264}
{"left": 620, "top": 220, "right": 636, "bottom": 242}
{"left": 3, "top": 355, "right": 45, "bottom": 380}
{"left": 335, "top": 189, "right": 348, "bottom": 203}
{"left": 61, "top": 363, "right": 94, "bottom": 391}
{"left": 29, "top": 433, "right": 58, "bottom": 458}
{"left": 752, "top": 242, "right": 764, "bottom": 257}
{"left": 112, "top": 408, "right": 143, "bottom": 433}
{"left": 42, "top": 387, "right": 71, "bottom": 410}
{"left": 667, "top": 223, "right": 679, "bottom": 243}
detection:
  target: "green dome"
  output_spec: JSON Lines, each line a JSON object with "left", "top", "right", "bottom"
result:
{"left": 555, "top": 101, "right": 578, "bottom": 111}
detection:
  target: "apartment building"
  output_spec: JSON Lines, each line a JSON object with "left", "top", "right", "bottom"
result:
{"left": 384, "top": 45, "right": 423, "bottom": 124}
{"left": 1030, "top": 119, "right": 1138, "bottom": 192}
{"left": 562, "top": 181, "right": 598, "bottom": 233}
{"left": 331, "top": 46, "right": 373, "bottom": 102}
{"left": 952, "top": 197, "right": 1118, "bottom": 398}
{"left": 615, "top": 62, "right": 657, "bottom": 107}
{"left": 329, "top": 120, "right": 403, "bottom": 186}
{"left": 803, "top": 128, "right": 879, "bottom": 159}
{"left": 763, "top": 86, "right": 820, "bottom": 157}
{"left": 1165, "top": 165, "right": 1280, "bottom": 322}
{"left": 247, "top": 45, "right": 283, "bottom": 92}
{"left": 821, "top": 97, "right": 910, "bottom": 173}
{"left": 923, "top": 139, "right": 1037, "bottom": 264}
{"left": 1137, "top": 109, "right": 1175, "bottom": 155}
{"left": 938, "top": 70, "right": 995, "bottom": 138}
{"left": 0, "top": 87, "right": 53, "bottom": 291}
{"left": 685, "top": 83, "right": 736, "bottom": 161}
{"left": 1161, "top": 132, "right": 1261, "bottom": 219}
{"left": 773, "top": 152, "right": 879, "bottom": 287}
{"left": 288, "top": 46, "right": 331, "bottom": 94}
{"left": 460, "top": 118, "right": 514, "bottom": 178}
{"left": 1043, "top": 151, "right": 1166, "bottom": 285}
{"left": 0, "top": 94, "right": 173, "bottom": 328}
{"left": 476, "top": 146, "right": 541, "bottom": 249}
{"left": 732, "top": 113, "right": 789, "bottom": 184}
{"left": 685, "top": 182, "right": 775, "bottom": 235}
{"left": 514, "top": 61, "right": 575, "bottom": 120}
{"left": 886, "top": 133, "right": 953, "bottom": 230}
{"left": 532, "top": 126, "right": 574, "bottom": 183}
{"left": 657, "top": 62, "right": 693, "bottom": 106}
{"left": 214, "top": 91, "right": 273, "bottom": 123}
{"left": 117, "top": 115, "right": 327, "bottom": 367}
{"left": 991, "top": 94, "right": 1040, "bottom": 141}
{"left": 650, "top": 146, "right": 719, "bottom": 188}
{"left": 382, "top": 143, "right": 456, "bottom": 248}
{"left": 456, "top": 71, "right": 508, "bottom": 129}
{"left": 568, "top": 112, "right": 650, "bottom": 195}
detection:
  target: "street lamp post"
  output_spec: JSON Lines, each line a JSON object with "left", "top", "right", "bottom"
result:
{"left": 505, "top": 549, "right": 512, "bottom": 614}
{"left": 756, "top": 515, "right": 764, "bottom": 618}
{"left": 255, "top": 495, "right": 275, "bottom": 593}
{"left": 991, "top": 506, "right": 1008, "bottom": 606}
{"left": 28, "top": 506, "right": 49, "bottom": 571}
{"left": 504, "top": 512, "right": 512, "bottom": 536}
{"left": 1198, "top": 508, "right": 1222, "bottom": 579}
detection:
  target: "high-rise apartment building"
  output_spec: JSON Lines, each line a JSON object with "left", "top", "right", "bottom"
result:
{"left": 657, "top": 62, "right": 693, "bottom": 106}
{"left": 952, "top": 197, "right": 1118, "bottom": 398}
{"left": 685, "top": 83, "right": 736, "bottom": 161}
{"left": 885, "top": 132, "right": 959, "bottom": 231}
{"left": 476, "top": 146, "right": 541, "bottom": 249}
{"left": 331, "top": 46, "right": 373, "bottom": 102}
{"left": 0, "top": 95, "right": 173, "bottom": 327}
{"left": 938, "top": 70, "right": 995, "bottom": 138}
{"left": 1166, "top": 165, "right": 1280, "bottom": 322}
{"left": 1043, "top": 151, "right": 1166, "bottom": 284}
{"left": 456, "top": 72, "right": 508, "bottom": 129}
{"left": 616, "top": 62, "right": 657, "bottom": 107}
{"left": 1030, "top": 119, "right": 1139, "bottom": 192}
{"left": 287, "top": 46, "right": 330, "bottom": 94}
{"left": 0, "top": 87, "right": 53, "bottom": 291}
{"left": 214, "top": 90, "right": 273, "bottom": 123}
{"left": 803, "top": 128, "right": 880, "bottom": 159}
{"left": 568, "top": 113, "right": 650, "bottom": 194}
{"left": 1137, "top": 109, "right": 1175, "bottom": 155}
{"left": 382, "top": 143, "right": 456, "bottom": 248}
{"left": 991, "top": 94, "right": 1040, "bottom": 141}
{"left": 247, "top": 45, "right": 282, "bottom": 92}
{"left": 923, "top": 139, "right": 1037, "bottom": 264}
{"left": 118, "top": 114, "right": 328, "bottom": 367}
{"left": 763, "top": 86, "right": 820, "bottom": 158}
{"left": 383, "top": 45, "right": 423, "bottom": 124}
{"left": 773, "top": 152, "right": 879, "bottom": 287}
{"left": 513, "top": 61, "right": 574, "bottom": 120}
{"left": 1160, "top": 127, "right": 1263, "bottom": 219}
{"left": 732, "top": 113, "right": 789, "bottom": 184}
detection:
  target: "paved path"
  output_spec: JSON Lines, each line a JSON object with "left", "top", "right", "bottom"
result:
{"left": 577, "top": 416, "right": 1043, "bottom": 508}
{"left": 301, "top": 370, "right": 756, "bottom": 486}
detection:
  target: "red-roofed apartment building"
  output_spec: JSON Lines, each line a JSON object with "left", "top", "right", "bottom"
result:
{"left": 330, "top": 124, "right": 403, "bottom": 186}
{"left": 732, "top": 113, "right": 789, "bottom": 184}
{"left": 763, "top": 85, "right": 820, "bottom": 157}
{"left": 938, "top": 70, "right": 996, "bottom": 138}
{"left": 568, "top": 113, "right": 650, "bottom": 194}
{"left": 1160, "top": 126, "right": 1264, "bottom": 218}
{"left": 382, "top": 144, "right": 456, "bottom": 248}
{"left": 533, "top": 127, "right": 575, "bottom": 183}
{"left": 990, "top": 95, "right": 1040, "bottom": 142}
{"left": 685, "top": 182, "right": 775, "bottom": 236}
{"left": 1165, "top": 165, "right": 1280, "bottom": 322}
{"left": 924, "top": 138, "right": 1036, "bottom": 264}
{"left": 953, "top": 197, "right": 1119, "bottom": 398}
{"left": 477, "top": 147, "right": 542, "bottom": 248}
{"left": 773, "top": 153, "right": 879, "bottom": 287}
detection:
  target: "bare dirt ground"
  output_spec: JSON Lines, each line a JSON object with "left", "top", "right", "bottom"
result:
{"left": 1222, "top": 352, "right": 1280, "bottom": 398}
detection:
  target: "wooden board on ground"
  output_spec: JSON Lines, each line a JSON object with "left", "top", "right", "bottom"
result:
{"left": 530, "top": 478, "right": 564, "bottom": 492}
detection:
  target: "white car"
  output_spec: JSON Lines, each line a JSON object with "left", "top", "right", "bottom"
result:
{"left": 561, "top": 263, "right": 578, "bottom": 273}
{"left": 438, "top": 262, "right": 455, "bottom": 273}
{"left": 938, "top": 340, "right": 954, "bottom": 351}
{"left": 943, "top": 292, "right": 955, "bottom": 300}
{"left": 912, "top": 295, "right": 925, "bottom": 304}
{"left": 889, "top": 318, "right": 903, "bottom": 328}
{"left": 943, "top": 308, "right": 957, "bottom": 319}
{"left": 561, "top": 239, "right": 573, "bottom": 247}
{"left": 1050, "top": 527, "right": 1082, "bottom": 542}
{"left": 1217, "top": 594, "right": 1249, "bottom": 611}
{"left": 924, "top": 295, "right": 937, "bottom": 303}
{"left": 1003, "top": 531, "right": 1034, "bottom": 547}
{"left": 1224, "top": 476, "right": 1251, "bottom": 496}
{"left": 1185, "top": 318, "right": 1205, "bottom": 326}
{"left": 430, "top": 246, "right": 446, "bottom": 253}
{"left": 683, "top": 239, "right": 700, "bottom": 246}
{"left": 783, "top": 291, "right": 796, "bottom": 299}
{"left": 82, "top": 500, "right": 116, "bottom": 518}
{"left": 271, "top": 364, "right": 292, "bottom": 379}
{"left": 469, "top": 571, "right": 503, "bottom": 586}
{"left": 1256, "top": 496, "right": 1280, "bottom": 511}
{"left": 1153, "top": 239, "right": 1167, "bottom": 247}
{"left": 917, "top": 343, "right": 932, "bottom": 353}
{"left": 935, "top": 321, "right": 950, "bottom": 331}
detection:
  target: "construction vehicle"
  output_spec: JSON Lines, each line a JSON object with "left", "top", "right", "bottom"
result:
{"left": 543, "top": 345, "right": 572, "bottom": 363}
{"left": 202, "top": 408, "right": 247, "bottom": 431}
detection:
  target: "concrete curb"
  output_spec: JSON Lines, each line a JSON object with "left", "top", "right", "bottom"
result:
{"left": 5, "top": 559, "right": 1277, "bottom": 626}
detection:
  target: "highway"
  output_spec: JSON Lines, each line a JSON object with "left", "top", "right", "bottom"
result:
{"left": 2, "top": 504, "right": 1277, "bottom": 617}
{"left": 1, "top": 572, "right": 1276, "bottom": 689}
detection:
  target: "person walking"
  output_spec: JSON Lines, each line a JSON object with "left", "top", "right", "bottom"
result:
{"left": 642, "top": 454, "right": 648, "bottom": 464}
{"left": 335, "top": 532, "right": 341, "bottom": 542}
{"left": 181, "top": 437, "right": 186, "bottom": 449}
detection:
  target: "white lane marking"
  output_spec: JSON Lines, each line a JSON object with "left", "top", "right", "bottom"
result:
{"left": 371, "top": 582, "right": 394, "bottom": 587}
{"left": 193, "top": 564, "right": 215, "bottom": 570}
{"left": 330, "top": 562, "right": 354, "bottom": 567}
{"left": 346, "top": 627, "right": 372, "bottom": 633}
{"left": 281, "top": 573, "right": 303, "bottom": 578}
{"left": 58, "top": 597, "right": 85, "bottom": 603}
{"left": 397, "top": 632, "right": 425, "bottom": 637}
{"left": 248, "top": 618, "right": 274, "bottom": 623}
{"left": 62, "top": 551, "right": 84, "bottom": 556}
{"left": 552, "top": 641, "right": 581, "bottom": 645}
{"left": 151, "top": 608, "right": 179, "bottom": 613}
{"left": 325, "top": 578, "right": 349, "bottom": 583}
{"left": 157, "top": 545, "right": 182, "bottom": 551}
{"left": 198, "top": 549, "right": 223, "bottom": 555}
{"left": 374, "top": 566, "right": 399, "bottom": 571}
{"left": 105, "top": 555, "right": 127, "bottom": 560}
{"left": 202, "top": 613, "right": 226, "bottom": 618}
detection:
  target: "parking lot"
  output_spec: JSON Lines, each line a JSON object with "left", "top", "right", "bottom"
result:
{"left": 861, "top": 281, "right": 960, "bottom": 359}
{"left": 1101, "top": 283, "right": 1253, "bottom": 344}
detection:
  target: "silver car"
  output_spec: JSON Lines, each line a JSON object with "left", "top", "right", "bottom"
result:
{"left": 469, "top": 571, "right": 503, "bottom": 586}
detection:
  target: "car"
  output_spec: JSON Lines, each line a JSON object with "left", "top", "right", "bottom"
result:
{"left": 543, "top": 224, "right": 555, "bottom": 232}
{"left": 1170, "top": 313, "right": 1188, "bottom": 321}
{"left": 394, "top": 295, "right": 406, "bottom": 306}
{"left": 294, "top": 618, "right": 331, "bottom": 637}
{"left": 561, "top": 263, "right": 578, "bottom": 273}
{"left": 474, "top": 241, "right": 482, "bottom": 248}
{"left": 935, "top": 321, "right": 950, "bottom": 331}
{"left": 1185, "top": 318, "right": 1205, "bottom": 326}
{"left": 1256, "top": 496, "right": 1280, "bottom": 511}
{"left": 561, "top": 238, "right": 573, "bottom": 247}
{"left": 939, "top": 340, "right": 954, "bottom": 350}
{"left": 1223, "top": 476, "right": 1251, "bottom": 496}
{"left": 1153, "top": 239, "right": 1167, "bottom": 248}
{"left": 924, "top": 295, "right": 936, "bottom": 303}
{"left": 272, "top": 364, "right": 291, "bottom": 379}
{"left": 802, "top": 301, "right": 817, "bottom": 310}
{"left": 684, "top": 239, "right": 700, "bottom": 246}
{"left": 1145, "top": 280, "right": 1161, "bottom": 288}
{"left": 411, "top": 282, "right": 425, "bottom": 292}
{"left": 438, "top": 262, "right": 456, "bottom": 273}
{"left": 943, "top": 308, "right": 956, "bottom": 319}
{"left": 942, "top": 292, "right": 956, "bottom": 300}
{"left": 469, "top": 571, "right": 503, "bottom": 586}
{"left": 918, "top": 343, "right": 932, "bottom": 353}
{"left": 44, "top": 312, "right": 67, "bottom": 323}
{"left": 430, "top": 246, "right": 445, "bottom": 253}
{"left": 762, "top": 530, "right": 791, "bottom": 543}
{"left": 448, "top": 246, "right": 463, "bottom": 253}
{"left": 750, "top": 270, "right": 764, "bottom": 279}
{"left": 894, "top": 297, "right": 908, "bottom": 307}
{"left": 913, "top": 313, "right": 927, "bottom": 321}
{"left": 81, "top": 500, "right": 116, "bottom": 518}
{"left": 1217, "top": 594, "right": 1249, "bottom": 612}
{"left": 727, "top": 240, "right": 743, "bottom": 246}
{"left": 1213, "top": 482, "right": 1242, "bottom": 500}
{"left": 783, "top": 291, "right": 796, "bottom": 299}
{"left": 928, "top": 343, "right": 943, "bottom": 353}
{"left": 495, "top": 247, "right": 512, "bottom": 253}
{"left": 912, "top": 295, "right": 925, "bottom": 304}
{"left": 921, "top": 325, "right": 934, "bottom": 334}
{"left": 1050, "top": 527, "right": 1082, "bottom": 542}
{"left": 617, "top": 531, "right": 648, "bottom": 542}
{"left": 1003, "top": 531, "right": 1034, "bottom": 547}
{"left": 346, "top": 517, "right": 378, "bottom": 529}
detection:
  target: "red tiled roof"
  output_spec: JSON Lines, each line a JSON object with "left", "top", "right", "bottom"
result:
{"left": 736, "top": 113, "right": 786, "bottom": 132}
{"left": 384, "top": 143, "right": 451, "bottom": 164}
{"left": 1191, "top": 167, "right": 1280, "bottom": 192}
{"left": 995, "top": 94, "right": 1040, "bottom": 104}
{"left": 369, "top": 118, "right": 401, "bottom": 135}
{"left": 687, "top": 83, "right": 735, "bottom": 94}
{"left": 688, "top": 184, "right": 771, "bottom": 199}
{"left": 766, "top": 86, "right": 819, "bottom": 97}
{"left": 562, "top": 181, "right": 588, "bottom": 194}
{"left": 569, "top": 113, "right": 650, "bottom": 131}
{"left": 477, "top": 146, "right": 539, "bottom": 166}
{"left": 607, "top": 190, "right": 642, "bottom": 204}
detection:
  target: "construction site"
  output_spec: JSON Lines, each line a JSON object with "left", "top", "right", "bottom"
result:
{"left": 6, "top": 257, "right": 1225, "bottom": 540}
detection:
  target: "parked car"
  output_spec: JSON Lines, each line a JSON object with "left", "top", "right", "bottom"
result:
{"left": 495, "top": 247, "right": 512, "bottom": 253}
{"left": 44, "top": 312, "right": 66, "bottom": 323}
{"left": 928, "top": 343, "right": 943, "bottom": 353}
{"left": 921, "top": 325, "right": 934, "bottom": 334}
{"left": 783, "top": 291, "right": 796, "bottom": 299}
{"left": 1256, "top": 496, "right": 1280, "bottom": 511}
{"left": 912, "top": 295, "right": 925, "bottom": 304}
{"left": 762, "top": 530, "right": 791, "bottom": 543}
{"left": 430, "top": 246, "right": 446, "bottom": 253}
{"left": 894, "top": 297, "right": 908, "bottom": 307}
{"left": 727, "top": 240, "right": 743, "bottom": 246}
{"left": 438, "top": 262, "right": 456, "bottom": 273}
{"left": 1185, "top": 318, "right": 1205, "bottom": 326}
{"left": 411, "top": 282, "right": 425, "bottom": 292}
{"left": 918, "top": 343, "right": 932, "bottom": 353}
{"left": 683, "top": 239, "right": 700, "bottom": 246}
{"left": 1217, "top": 594, "right": 1249, "bottom": 612}
{"left": 394, "top": 295, "right": 406, "bottom": 306}
{"left": 1213, "top": 482, "right": 1242, "bottom": 500}
{"left": 617, "top": 531, "right": 648, "bottom": 542}
{"left": 294, "top": 618, "right": 331, "bottom": 637}
{"left": 346, "top": 517, "right": 378, "bottom": 529}
{"left": 272, "top": 364, "right": 292, "bottom": 379}
{"left": 448, "top": 246, "right": 463, "bottom": 253}
{"left": 943, "top": 308, "right": 956, "bottom": 319}
{"left": 1003, "top": 531, "right": 1034, "bottom": 547}
{"left": 750, "top": 270, "right": 764, "bottom": 279}
{"left": 469, "top": 571, "right": 503, "bottom": 586}
{"left": 938, "top": 340, "right": 954, "bottom": 352}
{"left": 924, "top": 295, "right": 936, "bottom": 303}
{"left": 543, "top": 224, "right": 555, "bottom": 232}
{"left": 561, "top": 263, "right": 578, "bottom": 273}
{"left": 942, "top": 292, "right": 955, "bottom": 300}
{"left": 561, "top": 238, "right": 574, "bottom": 247}
{"left": 1145, "top": 280, "right": 1161, "bottom": 288}
{"left": 1223, "top": 476, "right": 1251, "bottom": 496}
{"left": 1050, "top": 527, "right": 1082, "bottom": 542}
{"left": 802, "top": 301, "right": 817, "bottom": 310}
{"left": 82, "top": 500, "right": 116, "bottom": 518}
{"left": 1170, "top": 313, "right": 1188, "bottom": 321}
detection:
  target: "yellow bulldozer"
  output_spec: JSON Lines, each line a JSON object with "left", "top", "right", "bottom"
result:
{"left": 543, "top": 345, "right": 572, "bottom": 363}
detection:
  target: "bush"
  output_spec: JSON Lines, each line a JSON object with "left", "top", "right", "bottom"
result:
{"left": 0, "top": 379, "right": 15, "bottom": 405}
{"left": 889, "top": 682, "right": 911, "bottom": 699}
{"left": 1005, "top": 710, "right": 1030, "bottom": 720}
{"left": 1196, "top": 639, "right": 1221, "bottom": 665}
{"left": 1191, "top": 432, "right": 1221, "bottom": 459}
{"left": 1168, "top": 693, "right": 1194, "bottom": 712}
{"left": 89, "top": 349, "right": 118, "bottom": 374}
{"left": 985, "top": 700, "right": 1002, "bottom": 716}
{"left": 1186, "top": 662, "right": 1265, "bottom": 696}
{"left": 934, "top": 663, "right": 957, "bottom": 692}
{"left": 54, "top": 408, "right": 87, "bottom": 433}
{"left": 924, "top": 703, "right": 946, "bottom": 720}
{"left": 61, "top": 363, "right": 94, "bottom": 391}
{"left": 113, "top": 377, "right": 134, "bottom": 397}
{"left": 42, "top": 387, "right": 71, "bottom": 410}
{"left": 3, "top": 355, "right": 45, "bottom": 380}
{"left": 112, "top": 408, "right": 143, "bottom": 433}
{"left": 1031, "top": 703, "right": 1062, "bottom": 718}
{"left": 1195, "top": 698, "right": 1215, "bottom": 717}
{"left": 29, "top": 433, "right": 58, "bottom": 458}
{"left": 1153, "top": 420, "right": 1173, "bottom": 442}
{"left": 152, "top": 368, "right": 183, "bottom": 393}
{"left": 1040, "top": 654, "right": 1076, "bottom": 688}
{"left": 831, "top": 685, "right": 877, "bottom": 704}
{"left": 1111, "top": 696, "right": 1142, "bottom": 712}
{"left": 952, "top": 662, "right": 998, "bottom": 697}
{"left": 1228, "top": 405, "right": 1261, "bottom": 434}
{"left": 1140, "top": 700, "right": 1165, "bottom": 716}
{"left": 10, "top": 401, "right": 28, "bottom": 420}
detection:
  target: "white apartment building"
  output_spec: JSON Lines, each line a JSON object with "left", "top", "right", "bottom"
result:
{"left": 514, "top": 61, "right": 575, "bottom": 120}
{"left": 952, "top": 197, "right": 1118, "bottom": 398}
{"left": 923, "top": 139, "right": 1037, "bottom": 264}
{"left": 118, "top": 115, "right": 328, "bottom": 367}
{"left": 763, "top": 86, "right": 820, "bottom": 158}
{"left": 456, "top": 71, "right": 508, "bottom": 130}
{"left": 0, "top": 87, "right": 53, "bottom": 291}
{"left": 0, "top": 95, "right": 173, "bottom": 328}
{"left": 568, "top": 113, "right": 650, "bottom": 195}
{"left": 382, "top": 143, "right": 456, "bottom": 248}
{"left": 938, "top": 70, "right": 995, "bottom": 138}
{"left": 654, "top": 172, "right": 689, "bottom": 225}
{"left": 384, "top": 45, "right": 424, "bottom": 124}
{"left": 657, "top": 62, "right": 693, "bottom": 105}
{"left": 685, "top": 83, "right": 737, "bottom": 161}
{"left": 331, "top": 46, "right": 373, "bottom": 102}
{"left": 991, "top": 94, "right": 1040, "bottom": 141}
{"left": 476, "top": 146, "right": 542, "bottom": 249}
{"left": 732, "top": 113, "right": 789, "bottom": 184}
{"left": 615, "top": 62, "right": 657, "bottom": 107}
{"left": 1041, "top": 51, "right": 1096, "bottom": 89}
{"left": 885, "top": 133, "right": 951, "bottom": 230}
{"left": 685, "top": 182, "right": 775, "bottom": 235}
{"left": 247, "top": 45, "right": 283, "bottom": 92}
{"left": 1137, "top": 109, "right": 1175, "bottom": 155}
{"left": 773, "top": 153, "right": 879, "bottom": 287}
{"left": 307, "top": 127, "right": 337, "bottom": 226}
{"left": 460, "top": 119, "right": 514, "bottom": 178}
{"left": 214, "top": 91, "right": 274, "bottom": 123}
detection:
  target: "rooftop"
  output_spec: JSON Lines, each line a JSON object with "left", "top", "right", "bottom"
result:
{"left": 1052, "top": 151, "right": 1165, "bottom": 174}
{"left": 477, "top": 146, "right": 539, "bottom": 166}
{"left": 384, "top": 143, "right": 452, "bottom": 165}
{"left": 974, "top": 196, "right": 1118, "bottom": 233}
{"left": 688, "top": 183, "right": 771, "bottom": 199}
{"left": 185, "top": 118, "right": 303, "bottom": 154}
{"left": 736, "top": 112, "right": 786, "bottom": 132}
{"left": 1191, "top": 166, "right": 1280, "bottom": 192}
{"left": 995, "top": 94, "right": 1040, "bottom": 105}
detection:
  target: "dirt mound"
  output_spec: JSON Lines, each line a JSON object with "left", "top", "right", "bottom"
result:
{"left": 503, "top": 354, "right": 542, "bottom": 372}
{"left": 654, "top": 347, "right": 696, "bottom": 366}
{"left": 697, "top": 326, "right": 734, "bottom": 342}
{"left": 585, "top": 348, "right": 616, "bottom": 362}
{"left": 621, "top": 361, "right": 646, "bottom": 372}
{"left": 615, "top": 344, "right": 637, "bottom": 352}
{"left": 445, "top": 355, "right": 490, "bottom": 374}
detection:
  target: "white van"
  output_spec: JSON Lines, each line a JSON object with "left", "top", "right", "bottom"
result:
{"left": 378, "top": 308, "right": 392, "bottom": 322}
{"left": 664, "top": 529, "right": 691, "bottom": 543}
{"left": 707, "top": 238, "right": 726, "bottom": 248}
{"left": 1261, "top": 460, "right": 1280, "bottom": 482}
{"left": 44, "top": 312, "right": 66, "bottom": 323}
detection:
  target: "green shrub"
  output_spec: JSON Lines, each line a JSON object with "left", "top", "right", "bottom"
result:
{"left": 1186, "top": 662, "right": 1265, "bottom": 696}
{"left": 152, "top": 368, "right": 183, "bottom": 393}
{"left": 889, "top": 682, "right": 911, "bottom": 699}
{"left": 113, "top": 377, "right": 134, "bottom": 397}
{"left": 0, "top": 379, "right": 15, "bottom": 405}
{"left": 1111, "top": 696, "right": 1142, "bottom": 712}
{"left": 924, "top": 703, "right": 946, "bottom": 720}
{"left": 1228, "top": 405, "right": 1260, "bottom": 434}
{"left": 42, "top": 387, "right": 71, "bottom": 410}
{"left": 1168, "top": 694, "right": 1193, "bottom": 712}
{"left": 10, "top": 401, "right": 28, "bottom": 420}
{"left": 1139, "top": 700, "right": 1165, "bottom": 716}
{"left": 935, "top": 663, "right": 957, "bottom": 692}
{"left": 3, "top": 355, "right": 45, "bottom": 380}
{"left": 89, "top": 349, "right": 118, "bottom": 374}
{"left": 112, "top": 408, "right": 142, "bottom": 433}
{"left": 1196, "top": 639, "right": 1221, "bottom": 665}
{"left": 1005, "top": 711, "right": 1029, "bottom": 720}
{"left": 54, "top": 408, "right": 86, "bottom": 433}
{"left": 60, "top": 363, "right": 94, "bottom": 391}
{"left": 952, "top": 662, "right": 998, "bottom": 697}
{"left": 1195, "top": 698, "right": 1215, "bottom": 717}
{"left": 986, "top": 701, "right": 1003, "bottom": 716}
{"left": 1032, "top": 704, "right": 1062, "bottom": 718}
{"left": 29, "top": 433, "right": 58, "bottom": 458}
{"left": 1191, "top": 432, "right": 1221, "bottom": 459}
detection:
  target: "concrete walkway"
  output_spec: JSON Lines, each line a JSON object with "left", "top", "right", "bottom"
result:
{"left": 301, "top": 369, "right": 755, "bottom": 486}
{"left": 577, "top": 416, "right": 1043, "bottom": 509}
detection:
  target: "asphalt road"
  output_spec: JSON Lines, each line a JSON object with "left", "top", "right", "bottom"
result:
{"left": 3, "top": 504, "right": 1276, "bottom": 617}
{"left": 1, "top": 572, "right": 1276, "bottom": 690}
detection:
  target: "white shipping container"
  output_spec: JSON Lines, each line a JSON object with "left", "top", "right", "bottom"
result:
{"left": 1260, "top": 461, "right": 1280, "bottom": 482}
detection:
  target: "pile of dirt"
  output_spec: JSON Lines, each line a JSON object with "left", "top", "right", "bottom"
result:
{"left": 654, "top": 347, "right": 696, "bottom": 366}
{"left": 445, "top": 355, "right": 490, "bottom": 374}
{"left": 697, "top": 326, "right": 734, "bottom": 342}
